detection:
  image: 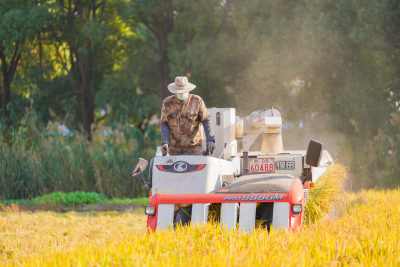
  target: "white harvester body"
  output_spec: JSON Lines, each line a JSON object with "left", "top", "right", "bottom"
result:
{"left": 138, "top": 107, "right": 334, "bottom": 233}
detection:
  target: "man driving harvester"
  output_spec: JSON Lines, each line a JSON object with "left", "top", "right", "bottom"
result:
{"left": 160, "top": 76, "right": 215, "bottom": 227}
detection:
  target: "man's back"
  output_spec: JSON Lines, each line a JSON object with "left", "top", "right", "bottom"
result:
{"left": 161, "top": 94, "right": 210, "bottom": 155}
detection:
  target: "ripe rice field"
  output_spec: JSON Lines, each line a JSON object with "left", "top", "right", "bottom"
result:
{"left": 1, "top": 188, "right": 400, "bottom": 266}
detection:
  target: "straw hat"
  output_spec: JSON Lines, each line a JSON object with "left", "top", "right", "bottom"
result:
{"left": 167, "top": 76, "right": 196, "bottom": 94}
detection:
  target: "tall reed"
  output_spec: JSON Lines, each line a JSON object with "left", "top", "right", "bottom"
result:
{"left": 0, "top": 113, "right": 158, "bottom": 200}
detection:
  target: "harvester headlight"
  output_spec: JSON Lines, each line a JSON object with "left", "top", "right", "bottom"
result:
{"left": 145, "top": 205, "right": 156, "bottom": 216}
{"left": 292, "top": 204, "right": 302, "bottom": 214}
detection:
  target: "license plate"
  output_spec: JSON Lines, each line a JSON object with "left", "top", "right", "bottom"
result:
{"left": 248, "top": 158, "right": 275, "bottom": 173}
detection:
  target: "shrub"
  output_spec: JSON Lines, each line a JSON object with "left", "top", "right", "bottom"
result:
{"left": 30, "top": 191, "right": 108, "bottom": 206}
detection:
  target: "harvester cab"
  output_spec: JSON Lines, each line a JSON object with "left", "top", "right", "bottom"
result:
{"left": 132, "top": 108, "right": 333, "bottom": 233}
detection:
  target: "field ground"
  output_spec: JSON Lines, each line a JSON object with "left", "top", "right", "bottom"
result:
{"left": 1, "top": 189, "right": 400, "bottom": 266}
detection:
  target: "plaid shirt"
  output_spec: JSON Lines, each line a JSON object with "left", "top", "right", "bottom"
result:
{"left": 161, "top": 94, "right": 211, "bottom": 155}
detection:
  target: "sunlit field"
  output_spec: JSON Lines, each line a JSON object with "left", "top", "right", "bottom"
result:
{"left": 1, "top": 189, "right": 399, "bottom": 266}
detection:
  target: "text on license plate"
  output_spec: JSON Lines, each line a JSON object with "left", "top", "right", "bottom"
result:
{"left": 248, "top": 158, "right": 275, "bottom": 173}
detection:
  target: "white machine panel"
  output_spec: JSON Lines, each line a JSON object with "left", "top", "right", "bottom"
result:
{"left": 191, "top": 203, "right": 210, "bottom": 226}
{"left": 272, "top": 202, "right": 290, "bottom": 230}
{"left": 208, "top": 108, "right": 237, "bottom": 159}
{"left": 244, "top": 152, "right": 304, "bottom": 178}
{"left": 239, "top": 203, "right": 257, "bottom": 233}
{"left": 311, "top": 150, "right": 334, "bottom": 182}
{"left": 157, "top": 204, "right": 174, "bottom": 230}
{"left": 220, "top": 203, "right": 239, "bottom": 231}
{"left": 152, "top": 155, "right": 239, "bottom": 195}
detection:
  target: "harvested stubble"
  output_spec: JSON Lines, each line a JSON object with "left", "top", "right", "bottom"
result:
{"left": 1, "top": 189, "right": 400, "bottom": 266}
{"left": 2, "top": 166, "right": 399, "bottom": 266}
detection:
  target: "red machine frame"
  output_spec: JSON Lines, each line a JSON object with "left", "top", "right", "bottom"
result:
{"left": 147, "top": 177, "right": 305, "bottom": 232}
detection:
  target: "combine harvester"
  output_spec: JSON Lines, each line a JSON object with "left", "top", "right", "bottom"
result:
{"left": 131, "top": 108, "right": 333, "bottom": 233}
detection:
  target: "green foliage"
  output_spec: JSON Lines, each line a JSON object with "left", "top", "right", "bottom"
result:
{"left": 1, "top": 191, "right": 149, "bottom": 206}
{"left": 354, "top": 112, "right": 400, "bottom": 188}
{"left": 0, "top": 0, "right": 400, "bottom": 191}
{"left": 0, "top": 0, "right": 51, "bottom": 45}
{"left": 0, "top": 110, "right": 158, "bottom": 200}
{"left": 30, "top": 191, "right": 107, "bottom": 206}
{"left": 106, "top": 197, "right": 149, "bottom": 205}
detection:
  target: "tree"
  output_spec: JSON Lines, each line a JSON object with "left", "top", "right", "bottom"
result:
{"left": 128, "top": 0, "right": 174, "bottom": 98}
{"left": 50, "top": 0, "right": 128, "bottom": 140}
{"left": 0, "top": 0, "right": 51, "bottom": 121}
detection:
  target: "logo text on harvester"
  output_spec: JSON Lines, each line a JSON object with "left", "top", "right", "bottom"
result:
{"left": 222, "top": 194, "right": 284, "bottom": 201}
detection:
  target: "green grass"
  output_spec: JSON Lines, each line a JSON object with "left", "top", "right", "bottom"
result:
{"left": 106, "top": 197, "right": 149, "bottom": 205}
{"left": 1, "top": 191, "right": 149, "bottom": 206}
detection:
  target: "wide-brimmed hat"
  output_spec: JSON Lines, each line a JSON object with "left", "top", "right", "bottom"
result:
{"left": 167, "top": 76, "right": 196, "bottom": 94}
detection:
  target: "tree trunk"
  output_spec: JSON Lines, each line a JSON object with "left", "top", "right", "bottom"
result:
{"left": 79, "top": 86, "right": 95, "bottom": 141}
{"left": 159, "top": 49, "right": 171, "bottom": 98}
{"left": 157, "top": 1, "right": 174, "bottom": 98}
{"left": 38, "top": 33, "right": 43, "bottom": 79}
{"left": 1, "top": 76, "right": 11, "bottom": 118}
{"left": 0, "top": 44, "right": 20, "bottom": 121}
{"left": 79, "top": 76, "right": 95, "bottom": 141}
{"left": 75, "top": 39, "right": 95, "bottom": 141}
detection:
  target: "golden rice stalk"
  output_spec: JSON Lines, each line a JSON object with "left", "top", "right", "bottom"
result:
{"left": 3, "top": 189, "right": 400, "bottom": 266}
{"left": 208, "top": 202, "right": 267, "bottom": 228}
{"left": 207, "top": 203, "right": 221, "bottom": 223}
{"left": 304, "top": 164, "right": 347, "bottom": 224}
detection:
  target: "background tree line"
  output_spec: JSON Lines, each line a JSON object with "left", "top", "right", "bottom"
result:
{"left": 1, "top": 0, "right": 399, "bottom": 199}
